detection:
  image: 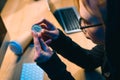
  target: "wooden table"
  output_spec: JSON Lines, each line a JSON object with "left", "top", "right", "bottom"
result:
{"left": 0, "top": 0, "right": 96, "bottom": 80}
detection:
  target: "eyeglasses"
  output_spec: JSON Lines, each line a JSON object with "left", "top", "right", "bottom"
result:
{"left": 79, "top": 18, "right": 103, "bottom": 30}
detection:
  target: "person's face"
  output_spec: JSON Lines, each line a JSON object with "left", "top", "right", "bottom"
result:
{"left": 79, "top": 1, "right": 105, "bottom": 45}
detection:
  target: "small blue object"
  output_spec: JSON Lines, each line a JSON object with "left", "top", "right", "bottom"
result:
{"left": 32, "top": 24, "right": 42, "bottom": 32}
{"left": 9, "top": 41, "right": 23, "bottom": 55}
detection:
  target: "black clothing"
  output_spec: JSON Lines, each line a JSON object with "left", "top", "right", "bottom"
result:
{"left": 105, "top": 0, "right": 120, "bottom": 80}
{"left": 37, "top": 29, "right": 110, "bottom": 80}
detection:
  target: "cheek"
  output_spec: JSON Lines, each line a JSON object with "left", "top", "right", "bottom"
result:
{"left": 87, "top": 28, "right": 105, "bottom": 44}
{"left": 94, "top": 28, "right": 104, "bottom": 40}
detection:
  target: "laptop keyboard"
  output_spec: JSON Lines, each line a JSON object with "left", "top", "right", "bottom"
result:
{"left": 53, "top": 7, "right": 81, "bottom": 34}
{"left": 20, "top": 63, "right": 44, "bottom": 80}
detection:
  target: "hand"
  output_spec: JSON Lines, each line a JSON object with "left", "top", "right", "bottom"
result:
{"left": 32, "top": 31, "right": 53, "bottom": 63}
{"left": 37, "top": 19, "right": 59, "bottom": 42}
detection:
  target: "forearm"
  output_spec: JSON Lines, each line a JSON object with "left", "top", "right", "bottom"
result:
{"left": 50, "top": 29, "right": 104, "bottom": 70}
{"left": 50, "top": 29, "right": 88, "bottom": 57}
{"left": 36, "top": 52, "right": 75, "bottom": 80}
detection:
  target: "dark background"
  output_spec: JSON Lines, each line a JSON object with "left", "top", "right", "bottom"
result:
{"left": 105, "top": 0, "right": 120, "bottom": 79}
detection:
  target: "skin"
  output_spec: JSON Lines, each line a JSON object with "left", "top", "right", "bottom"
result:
{"left": 79, "top": 0, "right": 105, "bottom": 45}
{"left": 32, "top": 0, "right": 106, "bottom": 62}
{"left": 32, "top": 19, "right": 58, "bottom": 61}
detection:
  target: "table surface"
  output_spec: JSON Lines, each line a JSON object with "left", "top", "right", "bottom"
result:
{"left": 0, "top": 0, "right": 96, "bottom": 80}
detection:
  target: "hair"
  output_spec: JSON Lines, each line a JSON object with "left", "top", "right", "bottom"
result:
{"left": 80, "top": 0, "right": 106, "bottom": 23}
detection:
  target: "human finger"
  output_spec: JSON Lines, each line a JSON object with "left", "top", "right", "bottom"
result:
{"left": 39, "top": 19, "right": 56, "bottom": 30}
{"left": 32, "top": 31, "right": 41, "bottom": 52}
{"left": 43, "top": 29, "right": 59, "bottom": 40}
{"left": 38, "top": 37, "right": 49, "bottom": 51}
{"left": 45, "top": 39, "right": 52, "bottom": 45}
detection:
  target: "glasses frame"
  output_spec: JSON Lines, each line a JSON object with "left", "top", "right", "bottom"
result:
{"left": 79, "top": 18, "right": 103, "bottom": 30}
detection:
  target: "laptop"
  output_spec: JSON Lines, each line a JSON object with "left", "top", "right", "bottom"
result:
{"left": 53, "top": 6, "right": 81, "bottom": 34}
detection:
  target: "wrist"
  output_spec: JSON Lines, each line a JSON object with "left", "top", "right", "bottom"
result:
{"left": 52, "top": 29, "right": 60, "bottom": 40}
{"left": 35, "top": 50, "right": 54, "bottom": 63}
